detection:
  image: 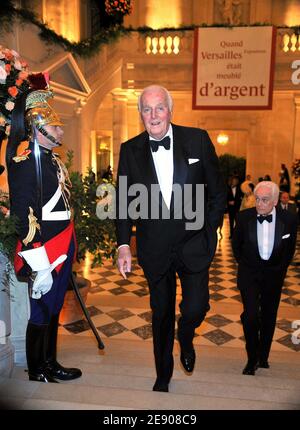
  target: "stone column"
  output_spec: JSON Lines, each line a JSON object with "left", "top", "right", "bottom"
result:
{"left": 10, "top": 273, "right": 29, "bottom": 366}
{"left": 112, "top": 93, "right": 128, "bottom": 173}
{"left": 127, "top": 98, "right": 140, "bottom": 140}
{"left": 291, "top": 96, "right": 300, "bottom": 195}
{"left": 245, "top": 117, "right": 261, "bottom": 181}
{"left": 193, "top": 0, "right": 214, "bottom": 25}
{"left": 249, "top": 0, "right": 272, "bottom": 24}
{"left": 293, "top": 96, "right": 300, "bottom": 160}
{"left": 0, "top": 253, "right": 14, "bottom": 376}
{"left": 90, "top": 130, "right": 97, "bottom": 180}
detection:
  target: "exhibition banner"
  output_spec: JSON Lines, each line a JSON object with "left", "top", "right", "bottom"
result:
{"left": 193, "top": 26, "right": 276, "bottom": 109}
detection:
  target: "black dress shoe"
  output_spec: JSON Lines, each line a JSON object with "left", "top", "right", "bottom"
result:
{"left": 257, "top": 360, "right": 270, "bottom": 369}
{"left": 180, "top": 349, "right": 196, "bottom": 373}
{"left": 46, "top": 360, "right": 82, "bottom": 381}
{"left": 28, "top": 368, "right": 59, "bottom": 383}
{"left": 153, "top": 379, "right": 169, "bottom": 392}
{"left": 242, "top": 361, "right": 258, "bottom": 375}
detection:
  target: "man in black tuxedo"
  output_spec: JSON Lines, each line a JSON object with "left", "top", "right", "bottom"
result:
{"left": 278, "top": 191, "right": 297, "bottom": 215}
{"left": 227, "top": 175, "right": 243, "bottom": 238}
{"left": 116, "top": 85, "right": 226, "bottom": 392}
{"left": 232, "top": 181, "right": 297, "bottom": 375}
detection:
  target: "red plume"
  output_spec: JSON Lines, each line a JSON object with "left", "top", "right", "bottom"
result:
{"left": 28, "top": 72, "right": 50, "bottom": 90}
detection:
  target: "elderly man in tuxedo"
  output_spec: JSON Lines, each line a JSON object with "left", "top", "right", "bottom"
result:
{"left": 278, "top": 191, "right": 297, "bottom": 214}
{"left": 116, "top": 85, "right": 226, "bottom": 392}
{"left": 232, "top": 181, "right": 297, "bottom": 375}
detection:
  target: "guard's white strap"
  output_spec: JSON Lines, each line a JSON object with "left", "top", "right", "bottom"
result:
{"left": 42, "top": 185, "right": 71, "bottom": 221}
{"left": 19, "top": 245, "right": 50, "bottom": 271}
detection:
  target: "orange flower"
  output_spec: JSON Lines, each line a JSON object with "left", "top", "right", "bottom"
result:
{"left": 8, "top": 86, "right": 18, "bottom": 97}
{"left": 18, "top": 71, "right": 28, "bottom": 80}
{"left": 16, "top": 79, "right": 23, "bottom": 86}
{"left": 5, "top": 64, "right": 11, "bottom": 74}
{"left": 5, "top": 51, "right": 13, "bottom": 61}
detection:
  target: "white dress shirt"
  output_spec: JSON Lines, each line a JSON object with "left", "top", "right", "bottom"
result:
{"left": 150, "top": 125, "right": 174, "bottom": 210}
{"left": 257, "top": 207, "right": 276, "bottom": 260}
{"left": 118, "top": 125, "right": 174, "bottom": 251}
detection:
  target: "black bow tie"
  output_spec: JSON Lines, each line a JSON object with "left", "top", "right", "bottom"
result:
{"left": 257, "top": 214, "right": 273, "bottom": 224}
{"left": 149, "top": 136, "right": 170, "bottom": 152}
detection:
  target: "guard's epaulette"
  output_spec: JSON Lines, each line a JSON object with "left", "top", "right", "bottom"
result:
{"left": 12, "top": 149, "right": 32, "bottom": 163}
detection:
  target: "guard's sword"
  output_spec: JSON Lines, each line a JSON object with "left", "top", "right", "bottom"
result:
{"left": 70, "top": 271, "right": 104, "bottom": 349}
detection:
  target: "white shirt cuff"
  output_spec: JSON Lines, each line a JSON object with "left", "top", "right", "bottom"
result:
{"left": 19, "top": 246, "right": 50, "bottom": 271}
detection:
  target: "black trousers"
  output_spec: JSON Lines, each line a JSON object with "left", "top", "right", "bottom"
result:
{"left": 145, "top": 252, "right": 210, "bottom": 383}
{"left": 238, "top": 267, "right": 285, "bottom": 363}
{"left": 228, "top": 207, "right": 238, "bottom": 237}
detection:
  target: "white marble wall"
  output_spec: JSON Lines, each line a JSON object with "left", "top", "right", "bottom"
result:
{"left": 9, "top": 275, "right": 30, "bottom": 366}
{"left": 0, "top": 253, "right": 14, "bottom": 377}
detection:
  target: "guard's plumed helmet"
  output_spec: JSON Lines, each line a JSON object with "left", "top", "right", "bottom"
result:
{"left": 26, "top": 90, "right": 63, "bottom": 128}
{"left": 25, "top": 73, "right": 63, "bottom": 131}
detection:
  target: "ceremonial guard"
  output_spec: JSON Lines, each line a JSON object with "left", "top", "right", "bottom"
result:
{"left": 1, "top": 49, "right": 82, "bottom": 383}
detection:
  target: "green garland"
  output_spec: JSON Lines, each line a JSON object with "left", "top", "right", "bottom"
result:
{"left": 1, "top": 1, "right": 299, "bottom": 58}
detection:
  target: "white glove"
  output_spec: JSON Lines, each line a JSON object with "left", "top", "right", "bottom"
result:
{"left": 31, "top": 269, "right": 53, "bottom": 299}
{"left": 30, "top": 254, "right": 68, "bottom": 299}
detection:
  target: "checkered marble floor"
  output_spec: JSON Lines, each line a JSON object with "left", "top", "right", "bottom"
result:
{"left": 59, "top": 215, "right": 300, "bottom": 353}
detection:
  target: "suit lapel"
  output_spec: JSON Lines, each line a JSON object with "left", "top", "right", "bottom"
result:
{"left": 133, "top": 126, "right": 190, "bottom": 211}
{"left": 249, "top": 208, "right": 285, "bottom": 260}
{"left": 270, "top": 209, "right": 284, "bottom": 258}
{"left": 170, "top": 125, "right": 189, "bottom": 213}
{"left": 172, "top": 125, "right": 189, "bottom": 189}
{"left": 133, "top": 132, "right": 158, "bottom": 187}
{"left": 248, "top": 215, "right": 259, "bottom": 256}
{"left": 133, "top": 132, "right": 163, "bottom": 210}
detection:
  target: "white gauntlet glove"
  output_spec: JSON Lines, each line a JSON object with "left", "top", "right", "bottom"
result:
{"left": 19, "top": 246, "right": 67, "bottom": 299}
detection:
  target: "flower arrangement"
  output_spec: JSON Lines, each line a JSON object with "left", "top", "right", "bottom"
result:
{"left": 0, "top": 191, "right": 18, "bottom": 262}
{"left": 0, "top": 46, "right": 30, "bottom": 138}
{"left": 105, "top": 0, "right": 133, "bottom": 16}
{"left": 0, "top": 191, "right": 18, "bottom": 294}
{"left": 292, "top": 159, "right": 300, "bottom": 181}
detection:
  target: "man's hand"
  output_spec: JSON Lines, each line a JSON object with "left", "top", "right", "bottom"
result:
{"left": 117, "top": 246, "right": 132, "bottom": 279}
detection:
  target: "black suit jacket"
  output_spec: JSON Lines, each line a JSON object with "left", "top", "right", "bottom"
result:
{"left": 116, "top": 124, "right": 226, "bottom": 277}
{"left": 277, "top": 202, "right": 298, "bottom": 215}
{"left": 8, "top": 144, "right": 71, "bottom": 248}
{"left": 227, "top": 185, "right": 243, "bottom": 212}
{"left": 232, "top": 207, "right": 297, "bottom": 279}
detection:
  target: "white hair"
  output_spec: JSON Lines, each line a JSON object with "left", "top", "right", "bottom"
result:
{"left": 138, "top": 85, "right": 173, "bottom": 112}
{"left": 254, "top": 181, "right": 279, "bottom": 201}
